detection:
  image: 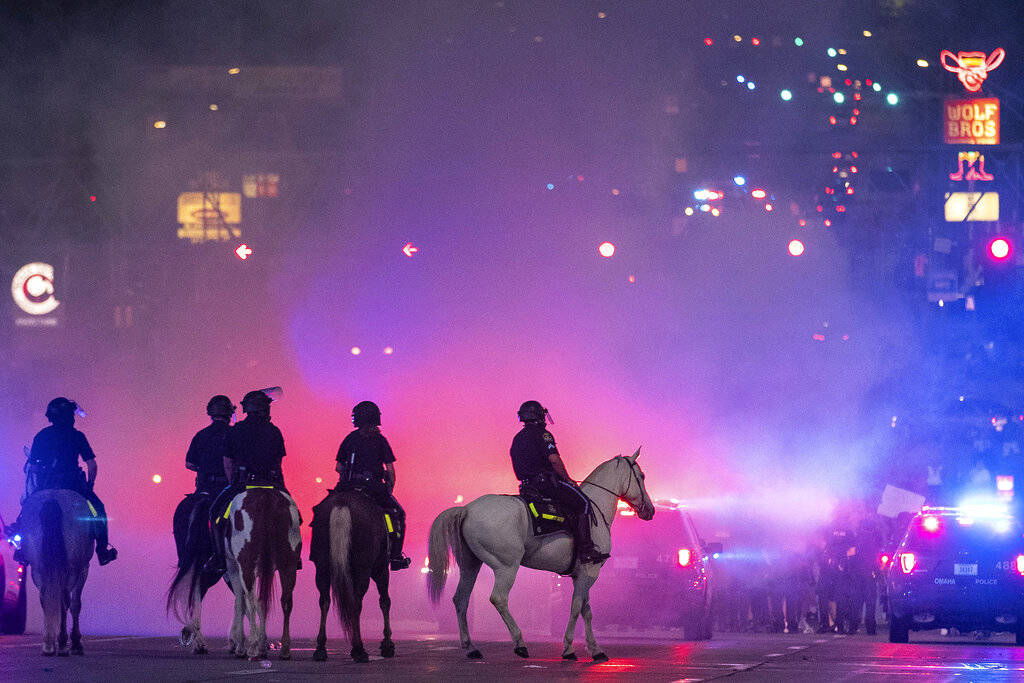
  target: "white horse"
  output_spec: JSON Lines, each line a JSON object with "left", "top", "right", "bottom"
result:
{"left": 428, "top": 449, "right": 654, "bottom": 661}
{"left": 222, "top": 488, "right": 302, "bottom": 660}
{"left": 20, "top": 490, "right": 95, "bottom": 656}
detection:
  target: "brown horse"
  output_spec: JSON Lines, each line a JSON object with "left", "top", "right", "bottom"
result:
{"left": 222, "top": 487, "right": 302, "bottom": 660}
{"left": 167, "top": 491, "right": 231, "bottom": 654}
{"left": 20, "top": 489, "right": 95, "bottom": 656}
{"left": 310, "top": 490, "right": 394, "bottom": 663}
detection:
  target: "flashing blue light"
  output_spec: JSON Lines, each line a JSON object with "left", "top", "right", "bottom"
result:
{"left": 712, "top": 552, "right": 721, "bottom": 559}
{"left": 13, "top": 534, "right": 21, "bottom": 542}
{"left": 827, "top": 48, "right": 837, "bottom": 58}
{"left": 794, "top": 37, "right": 804, "bottom": 47}
{"left": 733, "top": 175, "right": 746, "bottom": 186}
{"left": 872, "top": 82, "right": 882, "bottom": 92}
{"left": 746, "top": 81, "right": 756, "bottom": 90}
{"left": 546, "top": 183, "right": 554, "bottom": 190}
{"left": 833, "top": 92, "right": 845, "bottom": 104}
{"left": 780, "top": 89, "right": 793, "bottom": 101}
{"left": 736, "top": 75, "right": 745, "bottom": 83}
{"left": 886, "top": 92, "right": 899, "bottom": 106}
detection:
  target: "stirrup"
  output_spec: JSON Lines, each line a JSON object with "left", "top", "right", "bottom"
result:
{"left": 97, "top": 546, "right": 118, "bottom": 566}
{"left": 389, "top": 555, "right": 412, "bottom": 571}
{"left": 578, "top": 547, "right": 609, "bottom": 564}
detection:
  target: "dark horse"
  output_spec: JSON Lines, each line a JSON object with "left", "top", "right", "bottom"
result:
{"left": 310, "top": 490, "right": 395, "bottom": 663}
{"left": 167, "top": 492, "right": 230, "bottom": 654}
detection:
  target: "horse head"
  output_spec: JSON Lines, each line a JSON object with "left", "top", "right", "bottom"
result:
{"left": 592, "top": 448, "right": 655, "bottom": 520}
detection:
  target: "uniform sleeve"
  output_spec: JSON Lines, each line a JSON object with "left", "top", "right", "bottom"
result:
{"left": 76, "top": 431, "right": 97, "bottom": 462}
{"left": 541, "top": 430, "right": 559, "bottom": 456}
{"left": 224, "top": 427, "right": 239, "bottom": 461}
{"left": 28, "top": 431, "right": 45, "bottom": 463}
{"left": 274, "top": 425, "right": 286, "bottom": 460}
{"left": 185, "top": 433, "right": 201, "bottom": 469}
{"left": 336, "top": 433, "right": 352, "bottom": 463}
{"left": 380, "top": 436, "right": 396, "bottom": 464}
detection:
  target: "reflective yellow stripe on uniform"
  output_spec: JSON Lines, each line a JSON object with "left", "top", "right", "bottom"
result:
{"left": 541, "top": 513, "right": 564, "bottom": 522}
{"left": 528, "top": 503, "right": 539, "bottom": 518}
{"left": 86, "top": 502, "right": 98, "bottom": 517}
{"left": 223, "top": 502, "right": 233, "bottom": 520}
{"left": 384, "top": 513, "right": 394, "bottom": 533}
{"left": 246, "top": 485, "right": 275, "bottom": 489}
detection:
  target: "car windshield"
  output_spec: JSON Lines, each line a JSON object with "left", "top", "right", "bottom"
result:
{"left": 904, "top": 515, "right": 1024, "bottom": 552}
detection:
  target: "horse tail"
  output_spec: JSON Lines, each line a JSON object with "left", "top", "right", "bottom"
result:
{"left": 255, "top": 494, "right": 289, "bottom": 617}
{"left": 427, "top": 506, "right": 468, "bottom": 606}
{"left": 328, "top": 504, "right": 358, "bottom": 637}
{"left": 167, "top": 498, "right": 204, "bottom": 623}
{"left": 39, "top": 498, "right": 68, "bottom": 586}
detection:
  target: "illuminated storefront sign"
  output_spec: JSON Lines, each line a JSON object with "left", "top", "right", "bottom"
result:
{"left": 944, "top": 191, "right": 999, "bottom": 222}
{"left": 949, "top": 151, "right": 994, "bottom": 181}
{"left": 943, "top": 98, "right": 999, "bottom": 145}
{"left": 940, "top": 48, "right": 1005, "bottom": 92}
{"left": 11, "top": 262, "right": 60, "bottom": 324}
{"left": 242, "top": 174, "right": 279, "bottom": 198}
{"left": 177, "top": 192, "right": 242, "bottom": 243}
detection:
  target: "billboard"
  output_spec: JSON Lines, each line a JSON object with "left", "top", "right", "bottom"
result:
{"left": 943, "top": 98, "right": 999, "bottom": 145}
{"left": 10, "top": 262, "right": 59, "bottom": 326}
{"left": 177, "top": 192, "right": 242, "bottom": 244}
{"left": 944, "top": 192, "right": 999, "bottom": 222}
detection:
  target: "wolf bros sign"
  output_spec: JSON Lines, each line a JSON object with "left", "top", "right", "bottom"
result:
{"left": 943, "top": 98, "right": 999, "bottom": 145}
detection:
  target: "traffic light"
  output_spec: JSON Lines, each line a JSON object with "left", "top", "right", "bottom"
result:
{"left": 988, "top": 237, "right": 1012, "bottom": 262}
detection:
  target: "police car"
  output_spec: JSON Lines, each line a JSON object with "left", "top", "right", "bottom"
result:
{"left": 0, "top": 512, "right": 27, "bottom": 634}
{"left": 551, "top": 501, "right": 721, "bottom": 639}
{"left": 886, "top": 503, "right": 1024, "bottom": 644}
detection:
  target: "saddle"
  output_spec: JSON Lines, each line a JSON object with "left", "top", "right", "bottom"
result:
{"left": 516, "top": 492, "right": 573, "bottom": 537}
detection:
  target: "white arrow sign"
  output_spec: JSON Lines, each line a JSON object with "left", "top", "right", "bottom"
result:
{"left": 235, "top": 244, "right": 253, "bottom": 260}
{"left": 402, "top": 242, "right": 419, "bottom": 257}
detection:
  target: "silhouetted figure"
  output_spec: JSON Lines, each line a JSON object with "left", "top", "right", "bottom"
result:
{"left": 511, "top": 400, "right": 604, "bottom": 564}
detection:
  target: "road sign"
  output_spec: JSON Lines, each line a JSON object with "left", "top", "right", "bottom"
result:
{"left": 944, "top": 192, "right": 999, "bottom": 222}
{"left": 402, "top": 243, "right": 419, "bottom": 257}
{"left": 235, "top": 244, "right": 253, "bottom": 260}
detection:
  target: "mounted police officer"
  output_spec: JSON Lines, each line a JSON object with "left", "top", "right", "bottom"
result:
{"left": 510, "top": 400, "right": 606, "bottom": 564}
{"left": 14, "top": 398, "right": 117, "bottom": 566}
{"left": 333, "top": 401, "right": 411, "bottom": 570}
{"left": 206, "top": 389, "right": 289, "bottom": 572}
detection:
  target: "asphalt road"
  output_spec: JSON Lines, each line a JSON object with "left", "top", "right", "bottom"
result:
{"left": 4, "top": 631, "right": 1024, "bottom": 681}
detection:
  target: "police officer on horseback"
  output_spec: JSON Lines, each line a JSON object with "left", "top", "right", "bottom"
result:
{"left": 207, "top": 389, "right": 289, "bottom": 573}
{"left": 186, "top": 395, "right": 234, "bottom": 494}
{"left": 333, "top": 401, "right": 411, "bottom": 570}
{"left": 13, "top": 398, "right": 117, "bottom": 566}
{"left": 510, "top": 400, "right": 606, "bottom": 564}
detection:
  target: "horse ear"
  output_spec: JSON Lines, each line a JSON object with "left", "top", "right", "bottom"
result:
{"left": 629, "top": 447, "right": 641, "bottom": 463}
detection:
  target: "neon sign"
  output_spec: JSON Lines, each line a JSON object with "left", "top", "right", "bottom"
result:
{"left": 11, "top": 262, "right": 60, "bottom": 315}
{"left": 949, "top": 151, "right": 994, "bottom": 181}
{"left": 940, "top": 48, "right": 1005, "bottom": 92}
{"left": 943, "top": 98, "right": 999, "bottom": 145}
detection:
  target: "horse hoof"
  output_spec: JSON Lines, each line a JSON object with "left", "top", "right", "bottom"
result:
{"left": 352, "top": 650, "right": 370, "bottom": 663}
{"left": 592, "top": 652, "right": 609, "bottom": 663}
{"left": 562, "top": 652, "right": 577, "bottom": 661}
{"left": 467, "top": 649, "right": 483, "bottom": 659}
{"left": 42, "top": 649, "right": 56, "bottom": 657}
{"left": 380, "top": 642, "right": 396, "bottom": 658}
{"left": 180, "top": 627, "right": 196, "bottom": 648}
{"left": 312, "top": 649, "right": 328, "bottom": 662}
{"left": 514, "top": 646, "right": 529, "bottom": 658}
{"left": 279, "top": 651, "right": 291, "bottom": 661}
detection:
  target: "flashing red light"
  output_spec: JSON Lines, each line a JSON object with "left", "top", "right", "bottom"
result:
{"left": 922, "top": 515, "right": 940, "bottom": 532}
{"left": 798, "top": 219, "right": 806, "bottom": 227}
{"left": 865, "top": 79, "right": 873, "bottom": 86}
{"left": 880, "top": 554, "right": 890, "bottom": 568}
{"left": 832, "top": 152, "right": 842, "bottom": 159}
{"left": 854, "top": 92, "right": 861, "bottom": 101}
{"left": 764, "top": 203, "right": 773, "bottom": 211}
{"left": 899, "top": 552, "right": 917, "bottom": 574}
{"left": 677, "top": 548, "right": 693, "bottom": 567}
{"left": 850, "top": 116, "right": 858, "bottom": 125}
{"left": 788, "top": 239, "right": 805, "bottom": 257}
{"left": 851, "top": 151, "right": 858, "bottom": 158}
{"left": 828, "top": 115, "right": 837, "bottom": 125}
{"left": 89, "top": 195, "right": 97, "bottom": 203}
{"left": 989, "top": 237, "right": 1012, "bottom": 261}
{"left": 846, "top": 188, "right": 854, "bottom": 195}
{"left": 823, "top": 219, "right": 832, "bottom": 227}
{"left": 852, "top": 108, "right": 861, "bottom": 115}
{"left": 704, "top": 37, "right": 713, "bottom": 46}
{"left": 836, "top": 205, "right": 846, "bottom": 212}
{"left": 812, "top": 333, "right": 825, "bottom": 341}
{"left": 751, "top": 189, "right": 767, "bottom": 199}
{"left": 844, "top": 78, "right": 852, "bottom": 86}
{"left": 1016, "top": 554, "right": 1024, "bottom": 576}
{"left": 751, "top": 37, "right": 760, "bottom": 46}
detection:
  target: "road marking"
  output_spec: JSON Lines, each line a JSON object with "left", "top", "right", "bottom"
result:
{"left": 523, "top": 664, "right": 545, "bottom": 668}
{"left": 787, "top": 646, "right": 806, "bottom": 650}
{"left": 814, "top": 639, "right": 828, "bottom": 643}
{"left": 766, "top": 653, "right": 784, "bottom": 657}
{"left": 6, "top": 635, "right": 142, "bottom": 649}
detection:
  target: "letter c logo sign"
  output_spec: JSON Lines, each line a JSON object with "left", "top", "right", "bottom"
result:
{"left": 11, "top": 262, "right": 60, "bottom": 315}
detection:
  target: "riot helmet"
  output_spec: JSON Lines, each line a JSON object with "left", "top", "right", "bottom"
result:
{"left": 45, "top": 397, "right": 79, "bottom": 425}
{"left": 517, "top": 400, "right": 548, "bottom": 424}
{"left": 352, "top": 400, "right": 382, "bottom": 428}
{"left": 206, "top": 395, "right": 236, "bottom": 420}
{"left": 240, "top": 390, "right": 273, "bottom": 414}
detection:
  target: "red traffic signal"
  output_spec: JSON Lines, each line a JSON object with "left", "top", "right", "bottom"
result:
{"left": 988, "top": 237, "right": 1012, "bottom": 261}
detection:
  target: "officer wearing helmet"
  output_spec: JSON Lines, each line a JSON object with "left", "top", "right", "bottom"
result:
{"left": 511, "top": 400, "right": 605, "bottom": 564}
{"left": 185, "top": 395, "right": 235, "bottom": 493}
{"left": 333, "top": 401, "right": 411, "bottom": 570}
{"left": 206, "top": 389, "right": 289, "bottom": 573}
{"left": 14, "top": 398, "right": 117, "bottom": 565}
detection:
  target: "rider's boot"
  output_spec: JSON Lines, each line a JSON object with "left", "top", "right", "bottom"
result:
{"left": 387, "top": 517, "right": 411, "bottom": 570}
{"left": 203, "top": 519, "right": 227, "bottom": 574}
{"left": 574, "top": 515, "right": 609, "bottom": 564}
{"left": 94, "top": 518, "right": 118, "bottom": 566}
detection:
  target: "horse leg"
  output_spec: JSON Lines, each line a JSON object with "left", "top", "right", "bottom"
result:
{"left": 247, "top": 588, "right": 267, "bottom": 661}
{"left": 278, "top": 566, "right": 296, "bottom": 660}
{"left": 191, "top": 575, "right": 216, "bottom": 655}
{"left": 70, "top": 573, "right": 86, "bottom": 655}
{"left": 57, "top": 588, "right": 70, "bottom": 656}
{"left": 564, "top": 571, "right": 603, "bottom": 661}
{"left": 38, "top": 576, "right": 59, "bottom": 656}
{"left": 373, "top": 567, "right": 394, "bottom": 658}
{"left": 313, "top": 565, "right": 331, "bottom": 661}
{"left": 228, "top": 574, "right": 247, "bottom": 657}
{"left": 350, "top": 576, "right": 370, "bottom": 663}
{"left": 489, "top": 564, "right": 528, "bottom": 657}
{"left": 581, "top": 598, "right": 606, "bottom": 661}
{"left": 453, "top": 554, "right": 482, "bottom": 658}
